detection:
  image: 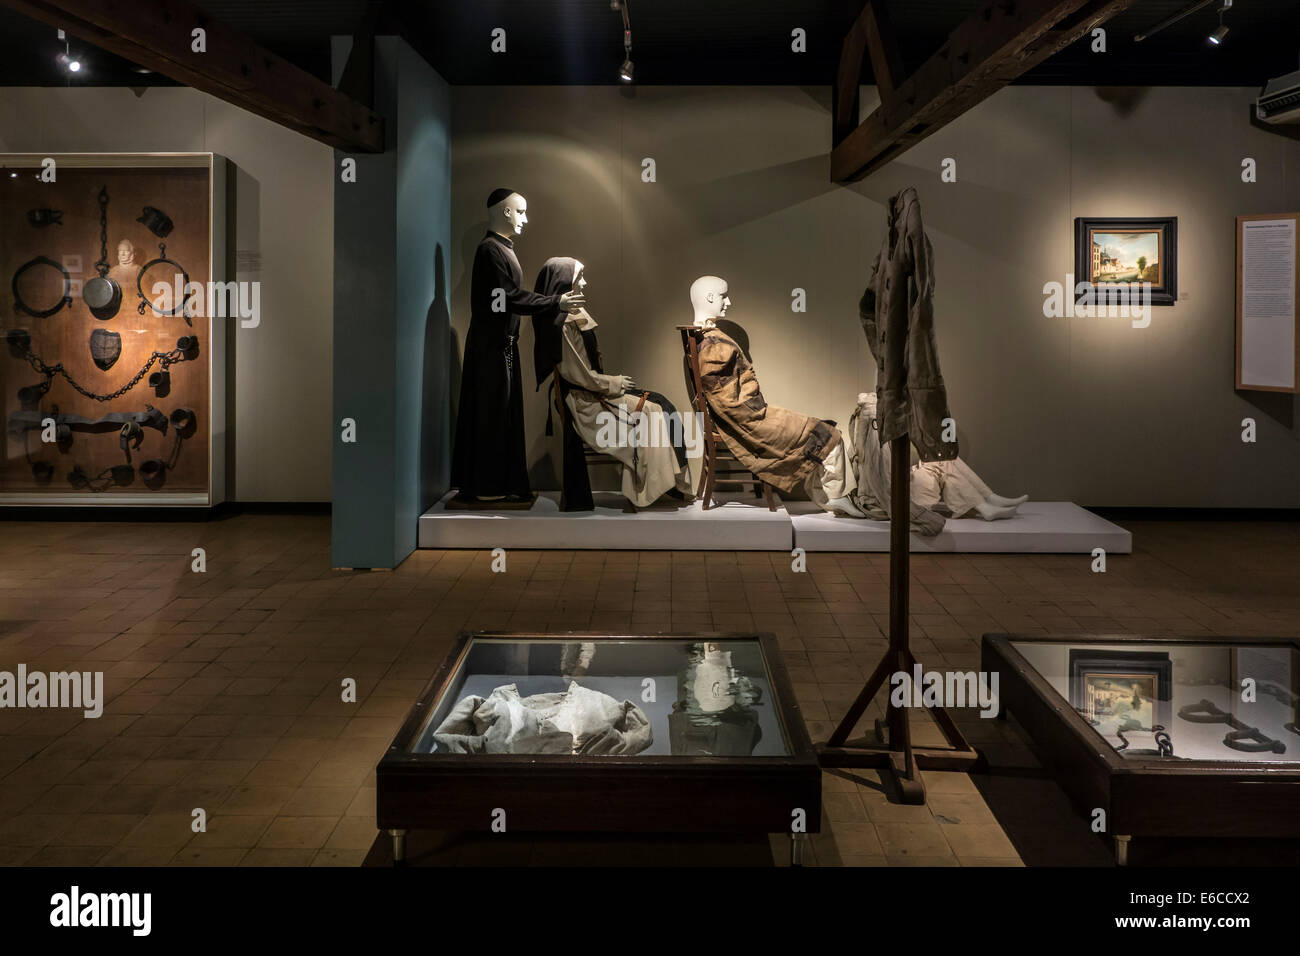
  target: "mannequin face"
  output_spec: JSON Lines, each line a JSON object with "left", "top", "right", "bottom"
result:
{"left": 572, "top": 261, "right": 587, "bottom": 294}
{"left": 714, "top": 286, "right": 731, "bottom": 317}
{"left": 690, "top": 275, "right": 731, "bottom": 326}
{"left": 502, "top": 194, "right": 528, "bottom": 235}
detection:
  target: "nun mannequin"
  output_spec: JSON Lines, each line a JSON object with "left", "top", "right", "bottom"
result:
{"left": 452, "top": 189, "right": 584, "bottom": 501}
{"left": 689, "top": 276, "right": 866, "bottom": 518}
{"left": 533, "top": 257, "right": 692, "bottom": 510}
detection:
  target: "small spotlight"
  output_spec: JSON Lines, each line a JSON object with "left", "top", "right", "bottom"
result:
{"left": 1208, "top": 24, "right": 1228, "bottom": 44}
{"left": 619, "top": 58, "right": 634, "bottom": 82}
{"left": 68, "top": 59, "right": 81, "bottom": 72}
{"left": 9, "top": 172, "right": 17, "bottom": 179}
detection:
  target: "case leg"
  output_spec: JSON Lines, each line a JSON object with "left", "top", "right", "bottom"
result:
{"left": 789, "top": 832, "right": 806, "bottom": 867}
{"left": 1115, "top": 834, "right": 1130, "bottom": 867}
{"left": 388, "top": 828, "right": 407, "bottom": 865}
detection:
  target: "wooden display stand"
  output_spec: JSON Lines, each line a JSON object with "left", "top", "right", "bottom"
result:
{"left": 817, "top": 434, "right": 982, "bottom": 804}
{"left": 677, "top": 326, "right": 776, "bottom": 512}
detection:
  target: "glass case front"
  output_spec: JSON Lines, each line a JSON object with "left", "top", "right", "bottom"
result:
{"left": 410, "top": 637, "right": 792, "bottom": 758}
{"left": 1012, "top": 639, "right": 1299, "bottom": 763}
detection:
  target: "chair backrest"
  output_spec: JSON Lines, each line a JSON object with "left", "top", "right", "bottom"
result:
{"left": 677, "top": 325, "right": 723, "bottom": 455}
{"left": 678, "top": 326, "right": 708, "bottom": 413}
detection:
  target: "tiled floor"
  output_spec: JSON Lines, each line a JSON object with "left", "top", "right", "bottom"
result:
{"left": 1, "top": 514, "right": 1298, "bottom": 866}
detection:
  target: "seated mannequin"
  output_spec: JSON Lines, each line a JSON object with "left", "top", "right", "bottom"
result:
{"left": 688, "top": 276, "right": 865, "bottom": 517}
{"left": 533, "top": 257, "right": 693, "bottom": 510}
{"left": 847, "top": 392, "right": 1027, "bottom": 529}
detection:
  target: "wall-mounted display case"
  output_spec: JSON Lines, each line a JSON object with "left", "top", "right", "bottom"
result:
{"left": 377, "top": 631, "right": 821, "bottom": 863}
{"left": 1, "top": 153, "right": 227, "bottom": 506}
{"left": 983, "top": 633, "right": 1300, "bottom": 864}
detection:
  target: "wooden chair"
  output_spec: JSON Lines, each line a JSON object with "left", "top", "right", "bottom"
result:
{"left": 678, "top": 326, "right": 777, "bottom": 512}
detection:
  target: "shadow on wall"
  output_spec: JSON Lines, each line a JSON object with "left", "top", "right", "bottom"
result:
{"left": 446, "top": 220, "right": 485, "bottom": 483}
{"left": 1236, "top": 387, "right": 1295, "bottom": 431}
{"left": 421, "top": 244, "right": 451, "bottom": 509}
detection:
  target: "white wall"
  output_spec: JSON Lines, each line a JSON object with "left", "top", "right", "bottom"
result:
{"left": 452, "top": 85, "right": 1300, "bottom": 507}
{"left": 0, "top": 87, "right": 333, "bottom": 501}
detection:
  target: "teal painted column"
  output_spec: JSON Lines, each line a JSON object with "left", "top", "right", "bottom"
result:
{"left": 332, "top": 37, "right": 451, "bottom": 568}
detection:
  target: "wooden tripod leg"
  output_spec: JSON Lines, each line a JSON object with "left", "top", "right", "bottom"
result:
{"left": 763, "top": 481, "right": 777, "bottom": 512}
{"left": 882, "top": 436, "right": 924, "bottom": 803}
{"left": 826, "top": 652, "right": 894, "bottom": 747}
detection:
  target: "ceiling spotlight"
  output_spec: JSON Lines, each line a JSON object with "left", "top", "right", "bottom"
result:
{"left": 615, "top": 0, "right": 634, "bottom": 84}
{"left": 1209, "top": 1, "right": 1232, "bottom": 45}
{"left": 56, "top": 31, "right": 83, "bottom": 74}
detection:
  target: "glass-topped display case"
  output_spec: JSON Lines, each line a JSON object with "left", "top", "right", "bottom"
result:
{"left": 378, "top": 632, "right": 819, "bottom": 864}
{"left": 408, "top": 636, "right": 791, "bottom": 758}
{"left": 1011, "top": 638, "right": 1298, "bottom": 763}
{"left": 983, "top": 634, "right": 1300, "bottom": 865}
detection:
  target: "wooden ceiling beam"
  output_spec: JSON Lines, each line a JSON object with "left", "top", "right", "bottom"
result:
{"left": 1, "top": 0, "right": 385, "bottom": 152}
{"left": 832, "top": 0, "right": 1140, "bottom": 183}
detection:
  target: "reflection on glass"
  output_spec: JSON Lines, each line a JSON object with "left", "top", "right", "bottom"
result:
{"left": 669, "top": 642, "right": 765, "bottom": 756}
{"left": 411, "top": 637, "right": 791, "bottom": 757}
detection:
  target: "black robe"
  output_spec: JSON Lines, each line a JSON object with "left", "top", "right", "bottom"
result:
{"left": 451, "top": 232, "right": 559, "bottom": 498}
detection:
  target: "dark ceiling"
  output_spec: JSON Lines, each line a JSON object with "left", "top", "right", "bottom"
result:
{"left": 0, "top": 0, "right": 1297, "bottom": 90}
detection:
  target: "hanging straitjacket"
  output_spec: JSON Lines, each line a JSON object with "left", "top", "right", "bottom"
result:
{"left": 859, "top": 187, "right": 957, "bottom": 462}
{"left": 89, "top": 328, "right": 121, "bottom": 370}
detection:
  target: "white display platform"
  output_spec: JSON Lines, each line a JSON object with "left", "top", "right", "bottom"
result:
{"left": 787, "top": 501, "right": 1132, "bottom": 554}
{"left": 418, "top": 491, "right": 793, "bottom": 550}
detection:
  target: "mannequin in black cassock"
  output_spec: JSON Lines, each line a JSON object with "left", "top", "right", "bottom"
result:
{"left": 451, "top": 189, "right": 585, "bottom": 500}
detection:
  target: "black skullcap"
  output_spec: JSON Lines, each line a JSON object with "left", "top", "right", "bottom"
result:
{"left": 487, "top": 187, "right": 520, "bottom": 208}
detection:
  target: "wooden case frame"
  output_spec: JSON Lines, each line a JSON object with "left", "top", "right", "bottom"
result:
{"left": 0, "top": 152, "right": 228, "bottom": 506}
{"left": 377, "top": 631, "right": 822, "bottom": 838}
{"left": 983, "top": 634, "right": 1300, "bottom": 851}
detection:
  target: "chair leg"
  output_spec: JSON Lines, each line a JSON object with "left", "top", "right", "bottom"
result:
{"left": 701, "top": 449, "right": 717, "bottom": 511}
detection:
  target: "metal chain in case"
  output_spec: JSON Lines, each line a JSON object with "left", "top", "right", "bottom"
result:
{"left": 10, "top": 331, "right": 195, "bottom": 403}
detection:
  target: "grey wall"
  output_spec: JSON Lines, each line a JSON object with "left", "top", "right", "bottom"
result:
{"left": 332, "top": 37, "right": 451, "bottom": 568}
{"left": 451, "top": 85, "right": 1300, "bottom": 507}
{"left": 0, "top": 85, "right": 334, "bottom": 502}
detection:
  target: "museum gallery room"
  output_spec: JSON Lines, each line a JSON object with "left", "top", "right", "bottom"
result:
{"left": 0, "top": 0, "right": 1299, "bottom": 876}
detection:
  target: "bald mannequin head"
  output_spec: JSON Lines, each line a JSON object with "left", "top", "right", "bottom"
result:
{"left": 487, "top": 191, "right": 529, "bottom": 238}
{"left": 690, "top": 275, "right": 730, "bottom": 327}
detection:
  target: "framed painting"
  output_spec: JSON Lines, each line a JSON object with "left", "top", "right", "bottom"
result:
{"left": 1068, "top": 648, "right": 1172, "bottom": 735}
{"left": 1075, "top": 217, "right": 1178, "bottom": 306}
